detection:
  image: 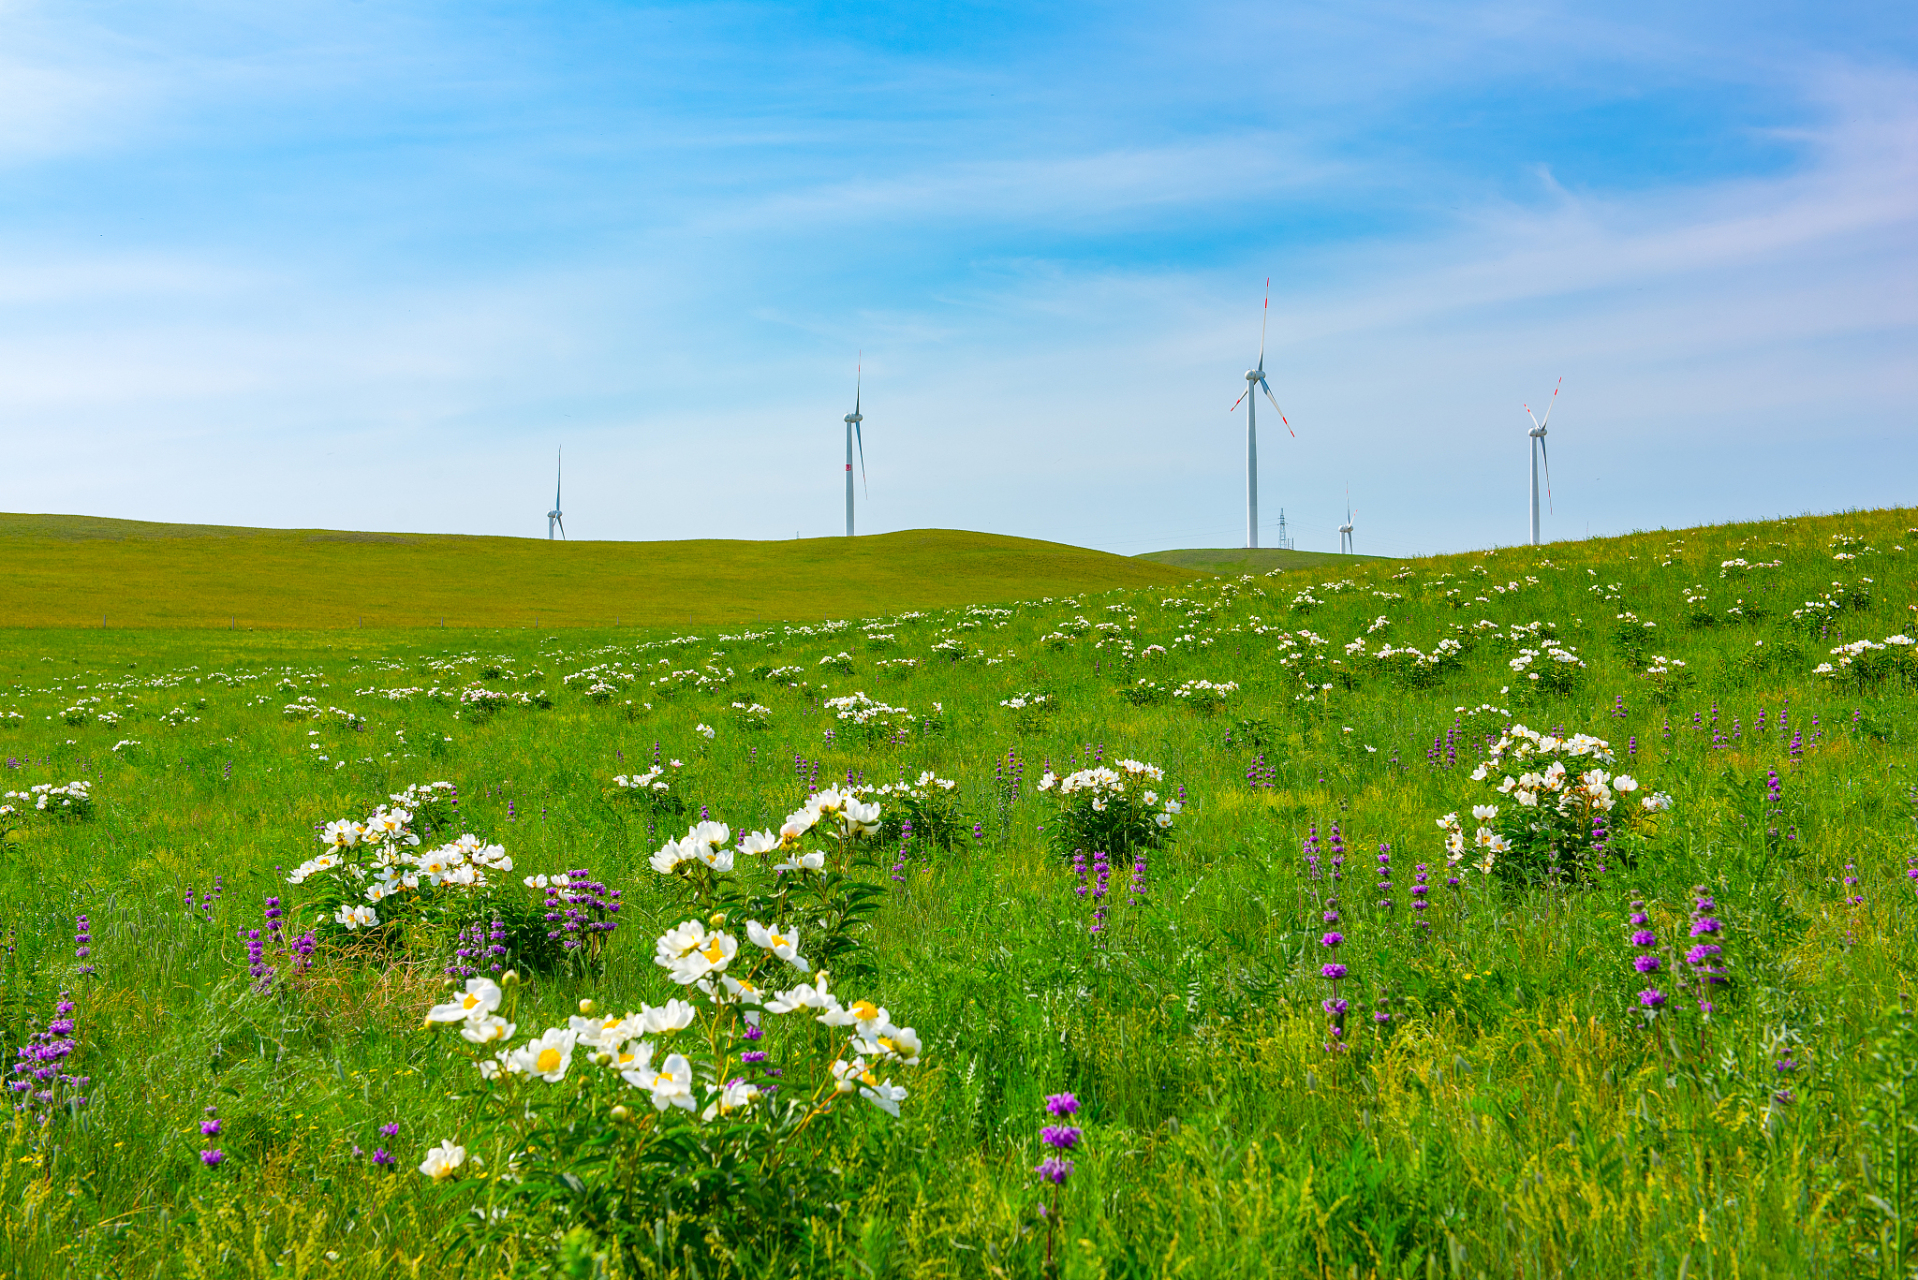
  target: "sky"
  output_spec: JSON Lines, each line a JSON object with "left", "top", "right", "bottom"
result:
{"left": 0, "top": 0, "right": 1913, "bottom": 558}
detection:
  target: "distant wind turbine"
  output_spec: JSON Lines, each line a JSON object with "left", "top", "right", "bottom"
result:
{"left": 547, "top": 448, "right": 565, "bottom": 540}
{"left": 1339, "top": 491, "right": 1355, "bottom": 554}
{"left": 1524, "top": 379, "right": 1561, "bottom": 546}
{"left": 844, "top": 359, "right": 868, "bottom": 537}
{"left": 1228, "top": 279, "right": 1294, "bottom": 549}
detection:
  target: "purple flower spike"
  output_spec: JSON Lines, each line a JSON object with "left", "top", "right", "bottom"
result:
{"left": 1044, "top": 1092, "right": 1080, "bottom": 1118}
{"left": 1035, "top": 1155, "right": 1074, "bottom": 1185}
{"left": 1041, "top": 1125, "right": 1082, "bottom": 1151}
{"left": 200, "top": 1150, "right": 224, "bottom": 1168}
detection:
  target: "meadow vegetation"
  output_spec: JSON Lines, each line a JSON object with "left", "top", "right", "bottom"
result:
{"left": 0, "top": 515, "right": 1194, "bottom": 629}
{"left": 2, "top": 507, "right": 1916, "bottom": 1278}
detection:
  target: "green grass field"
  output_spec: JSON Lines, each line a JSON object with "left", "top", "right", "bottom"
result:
{"left": 0, "top": 514, "right": 1197, "bottom": 629}
{"left": 1135, "top": 546, "right": 1387, "bottom": 574}
{"left": 2, "top": 506, "right": 1916, "bottom": 1277}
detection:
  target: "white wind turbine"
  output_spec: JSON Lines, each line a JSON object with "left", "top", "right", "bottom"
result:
{"left": 843, "top": 359, "right": 868, "bottom": 537}
{"left": 1524, "top": 379, "right": 1561, "bottom": 546}
{"left": 1228, "top": 278, "right": 1293, "bottom": 549}
{"left": 1338, "top": 490, "right": 1355, "bottom": 554}
{"left": 547, "top": 448, "right": 565, "bottom": 540}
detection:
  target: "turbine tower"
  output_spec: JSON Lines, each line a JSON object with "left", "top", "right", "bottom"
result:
{"left": 1338, "top": 491, "right": 1355, "bottom": 554}
{"left": 1524, "top": 379, "right": 1560, "bottom": 546}
{"left": 844, "top": 359, "right": 868, "bottom": 537}
{"left": 1229, "top": 279, "right": 1293, "bottom": 549}
{"left": 547, "top": 448, "right": 565, "bottom": 540}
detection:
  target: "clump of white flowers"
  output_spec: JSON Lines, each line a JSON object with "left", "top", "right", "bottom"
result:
{"left": 1814, "top": 634, "right": 1915, "bottom": 686}
{"left": 823, "top": 692, "right": 916, "bottom": 743}
{"left": 1037, "top": 758, "right": 1182, "bottom": 860}
{"left": 286, "top": 785, "right": 512, "bottom": 936}
{"left": 419, "top": 924, "right": 925, "bottom": 1262}
{"left": 1170, "top": 679, "right": 1238, "bottom": 714}
{"left": 0, "top": 780, "right": 94, "bottom": 826}
{"left": 1445, "top": 726, "right": 1670, "bottom": 887}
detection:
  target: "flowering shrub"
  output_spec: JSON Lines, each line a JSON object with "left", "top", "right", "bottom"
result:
{"left": 0, "top": 781, "right": 93, "bottom": 826}
{"left": 999, "top": 691, "right": 1054, "bottom": 733}
{"left": 853, "top": 770, "right": 968, "bottom": 851}
{"left": 1641, "top": 655, "right": 1693, "bottom": 704}
{"left": 1036, "top": 759, "right": 1182, "bottom": 860}
{"left": 1814, "top": 634, "right": 1915, "bottom": 687}
{"left": 1122, "top": 679, "right": 1170, "bottom": 707}
{"left": 1508, "top": 643, "right": 1587, "bottom": 698}
{"left": 609, "top": 762, "right": 685, "bottom": 818}
{"left": 422, "top": 932, "right": 923, "bottom": 1267}
{"left": 286, "top": 792, "right": 515, "bottom": 942}
{"left": 1442, "top": 726, "right": 1671, "bottom": 886}
{"left": 822, "top": 692, "right": 915, "bottom": 744}
{"left": 648, "top": 788, "right": 892, "bottom": 979}
{"left": 729, "top": 700, "right": 773, "bottom": 730}
{"left": 1171, "top": 679, "right": 1238, "bottom": 715}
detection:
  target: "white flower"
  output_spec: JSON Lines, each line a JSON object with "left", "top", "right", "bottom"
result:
{"left": 638, "top": 999, "right": 698, "bottom": 1034}
{"left": 612, "top": 1039, "right": 656, "bottom": 1082}
{"left": 1496, "top": 775, "right": 1518, "bottom": 795}
{"left": 746, "top": 921, "right": 809, "bottom": 971}
{"left": 823, "top": 998, "right": 892, "bottom": 1039}
{"left": 649, "top": 838, "right": 688, "bottom": 874}
{"left": 1642, "top": 792, "right": 1673, "bottom": 812}
{"left": 737, "top": 830, "right": 779, "bottom": 858}
{"left": 1471, "top": 804, "right": 1499, "bottom": 821}
{"left": 656, "top": 925, "right": 736, "bottom": 986}
{"left": 866, "top": 1024, "right": 922, "bottom": 1066}
{"left": 764, "top": 975, "right": 837, "bottom": 1015}
{"left": 460, "top": 1015, "right": 516, "bottom": 1045}
{"left": 418, "top": 1140, "right": 466, "bottom": 1181}
{"left": 1468, "top": 764, "right": 1489, "bottom": 781}
{"left": 772, "top": 849, "right": 826, "bottom": 874}
{"left": 860, "top": 1078, "right": 909, "bottom": 1117}
{"left": 644, "top": 1053, "right": 697, "bottom": 1112}
{"left": 506, "top": 1027, "right": 577, "bottom": 1083}
{"left": 428, "top": 976, "right": 504, "bottom": 1024}
{"left": 702, "top": 1079, "right": 762, "bottom": 1121}
{"left": 322, "top": 819, "right": 365, "bottom": 848}
{"left": 335, "top": 904, "right": 379, "bottom": 930}
{"left": 695, "top": 723, "right": 716, "bottom": 740}
{"left": 1516, "top": 790, "right": 1537, "bottom": 807}
{"left": 1613, "top": 775, "right": 1639, "bottom": 793}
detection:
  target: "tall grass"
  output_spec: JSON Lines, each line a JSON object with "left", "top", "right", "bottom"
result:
{"left": 0, "top": 506, "right": 1913, "bottom": 1277}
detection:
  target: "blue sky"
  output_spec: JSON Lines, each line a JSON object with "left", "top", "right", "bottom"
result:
{"left": 2, "top": 0, "right": 1912, "bottom": 556}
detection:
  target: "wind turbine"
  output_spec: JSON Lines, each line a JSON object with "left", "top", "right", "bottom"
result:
{"left": 844, "top": 359, "right": 868, "bottom": 537}
{"left": 1338, "top": 490, "right": 1355, "bottom": 554}
{"left": 547, "top": 448, "right": 565, "bottom": 540}
{"left": 1523, "top": 379, "right": 1560, "bottom": 546}
{"left": 1228, "top": 279, "right": 1294, "bottom": 549}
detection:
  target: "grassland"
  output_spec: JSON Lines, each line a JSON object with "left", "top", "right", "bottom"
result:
{"left": 1, "top": 506, "right": 1916, "bottom": 1277}
{"left": 1135, "top": 546, "right": 1385, "bottom": 574}
{"left": 0, "top": 514, "right": 1196, "bottom": 629}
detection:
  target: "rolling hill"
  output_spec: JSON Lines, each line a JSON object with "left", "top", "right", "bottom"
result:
{"left": 0, "top": 514, "right": 1199, "bottom": 629}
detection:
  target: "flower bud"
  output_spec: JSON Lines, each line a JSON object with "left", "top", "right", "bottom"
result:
{"left": 501, "top": 970, "right": 521, "bottom": 987}
{"left": 610, "top": 1105, "right": 632, "bottom": 1124}
{"left": 578, "top": 999, "right": 596, "bottom": 1016}
{"left": 707, "top": 911, "right": 727, "bottom": 926}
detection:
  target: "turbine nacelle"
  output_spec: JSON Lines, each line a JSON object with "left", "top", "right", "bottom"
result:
{"left": 845, "top": 412, "right": 863, "bottom": 424}
{"left": 1244, "top": 369, "right": 1261, "bottom": 383}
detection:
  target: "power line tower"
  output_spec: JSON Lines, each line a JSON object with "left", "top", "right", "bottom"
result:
{"left": 1274, "top": 508, "right": 1295, "bottom": 550}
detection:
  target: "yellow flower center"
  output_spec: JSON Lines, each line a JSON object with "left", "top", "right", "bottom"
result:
{"left": 770, "top": 933, "right": 789, "bottom": 949}
{"left": 462, "top": 994, "right": 481, "bottom": 1010}
{"left": 851, "top": 1001, "right": 879, "bottom": 1022}
{"left": 536, "top": 1048, "right": 562, "bottom": 1074}
{"left": 701, "top": 942, "right": 726, "bottom": 964}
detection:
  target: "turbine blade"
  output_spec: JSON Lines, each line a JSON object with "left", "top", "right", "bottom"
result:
{"left": 855, "top": 420, "right": 868, "bottom": 500}
{"left": 1257, "top": 277, "right": 1269, "bottom": 372}
{"left": 1540, "top": 437, "right": 1554, "bottom": 513}
{"left": 1259, "top": 378, "right": 1294, "bottom": 436}
{"left": 555, "top": 446, "right": 562, "bottom": 508}
{"left": 1229, "top": 387, "right": 1249, "bottom": 413}
{"left": 1538, "top": 377, "right": 1561, "bottom": 430}
{"left": 557, "top": 514, "right": 566, "bottom": 540}
{"left": 1523, "top": 404, "right": 1542, "bottom": 431}
{"left": 855, "top": 353, "right": 861, "bottom": 417}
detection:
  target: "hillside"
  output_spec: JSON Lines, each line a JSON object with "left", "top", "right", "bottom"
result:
{"left": 0, "top": 514, "right": 1199, "bottom": 629}
{"left": 1137, "top": 545, "right": 1391, "bottom": 574}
